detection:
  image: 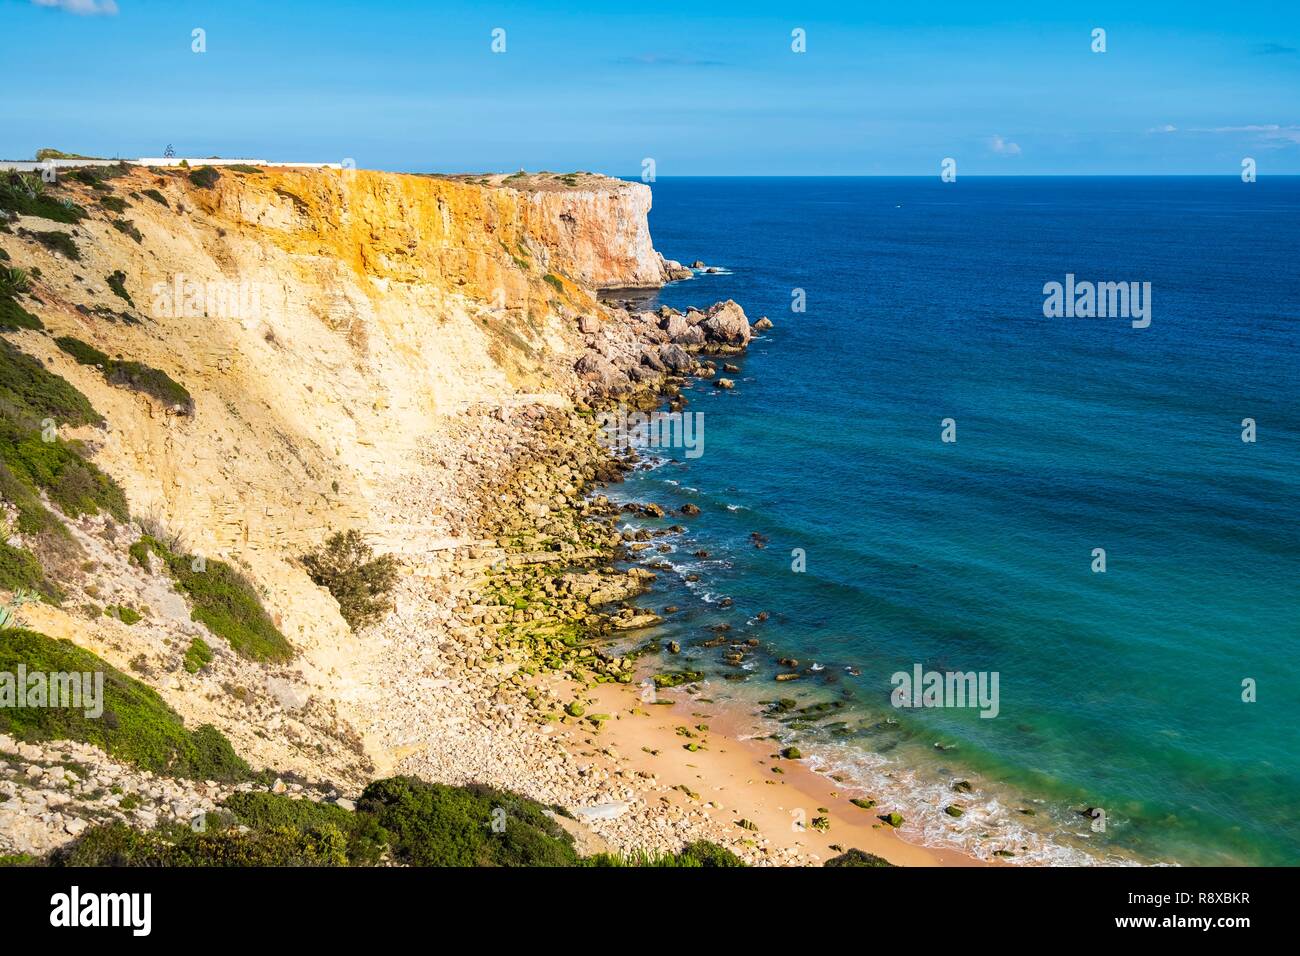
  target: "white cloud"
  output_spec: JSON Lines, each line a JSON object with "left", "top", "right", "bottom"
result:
{"left": 988, "top": 135, "right": 1022, "bottom": 156}
{"left": 1190, "top": 124, "right": 1300, "bottom": 147}
{"left": 32, "top": 0, "right": 119, "bottom": 15}
{"left": 1147, "top": 124, "right": 1178, "bottom": 133}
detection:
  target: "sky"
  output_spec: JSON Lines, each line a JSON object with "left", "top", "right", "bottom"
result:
{"left": 2, "top": 0, "right": 1298, "bottom": 175}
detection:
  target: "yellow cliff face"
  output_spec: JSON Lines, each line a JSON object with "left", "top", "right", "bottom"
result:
{"left": 0, "top": 165, "right": 663, "bottom": 778}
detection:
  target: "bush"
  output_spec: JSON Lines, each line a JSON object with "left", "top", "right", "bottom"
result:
{"left": 98, "top": 195, "right": 128, "bottom": 213}
{"left": 357, "top": 776, "right": 580, "bottom": 867}
{"left": 585, "top": 840, "right": 745, "bottom": 868}
{"left": 182, "top": 636, "right": 212, "bottom": 673}
{"left": 0, "top": 294, "right": 42, "bottom": 332}
{"left": 301, "top": 530, "right": 399, "bottom": 631}
{"left": 24, "top": 229, "right": 80, "bottom": 260}
{"left": 188, "top": 166, "right": 220, "bottom": 189}
{"left": 134, "top": 536, "right": 293, "bottom": 662}
{"left": 52, "top": 821, "right": 349, "bottom": 867}
{"left": 0, "top": 267, "right": 31, "bottom": 297}
{"left": 109, "top": 218, "right": 142, "bottom": 244}
{"left": 141, "top": 188, "right": 169, "bottom": 207}
{"left": 824, "top": 848, "right": 895, "bottom": 867}
{"left": 0, "top": 338, "right": 103, "bottom": 428}
{"left": 0, "top": 629, "right": 251, "bottom": 781}
{"left": 222, "top": 792, "right": 388, "bottom": 865}
{"left": 0, "top": 541, "right": 61, "bottom": 602}
{"left": 0, "top": 418, "right": 128, "bottom": 522}
{"left": 105, "top": 270, "right": 132, "bottom": 305}
{"left": 55, "top": 336, "right": 193, "bottom": 414}
{"left": 0, "top": 174, "right": 86, "bottom": 224}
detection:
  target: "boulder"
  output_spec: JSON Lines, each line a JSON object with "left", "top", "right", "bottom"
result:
{"left": 754, "top": 316, "right": 773, "bottom": 331}
{"left": 578, "top": 315, "right": 601, "bottom": 334}
{"left": 701, "top": 300, "right": 752, "bottom": 347}
{"left": 658, "top": 343, "right": 695, "bottom": 373}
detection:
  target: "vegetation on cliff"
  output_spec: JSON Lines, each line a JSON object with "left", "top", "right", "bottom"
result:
{"left": 130, "top": 535, "right": 294, "bottom": 663}
{"left": 300, "top": 529, "right": 399, "bottom": 631}
{"left": 47, "top": 776, "right": 744, "bottom": 868}
{"left": 0, "top": 629, "right": 251, "bottom": 782}
{"left": 55, "top": 335, "right": 194, "bottom": 414}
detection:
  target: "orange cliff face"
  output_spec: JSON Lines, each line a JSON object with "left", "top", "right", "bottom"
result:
{"left": 198, "top": 167, "right": 668, "bottom": 297}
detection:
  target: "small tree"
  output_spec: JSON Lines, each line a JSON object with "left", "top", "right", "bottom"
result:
{"left": 301, "top": 530, "right": 399, "bottom": 631}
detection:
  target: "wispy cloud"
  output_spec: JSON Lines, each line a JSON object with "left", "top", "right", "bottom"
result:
{"left": 616, "top": 53, "right": 728, "bottom": 68}
{"left": 988, "top": 135, "right": 1022, "bottom": 156}
{"left": 1193, "top": 124, "right": 1300, "bottom": 146}
{"left": 1252, "top": 42, "right": 1298, "bottom": 57}
{"left": 1147, "top": 124, "right": 1178, "bottom": 134}
{"left": 32, "top": 0, "right": 119, "bottom": 14}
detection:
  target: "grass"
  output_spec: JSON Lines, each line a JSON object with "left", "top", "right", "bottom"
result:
{"left": 0, "top": 629, "right": 251, "bottom": 781}
{"left": 182, "top": 636, "right": 212, "bottom": 673}
{"left": 141, "top": 188, "right": 168, "bottom": 207}
{"left": 300, "top": 530, "right": 399, "bottom": 631}
{"left": 543, "top": 273, "right": 565, "bottom": 293}
{"left": 104, "top": 604, "right": 142, "bottom": 625}
{"left": 55, "top": 336, "right": 194, "bottom": 414}
{"left": 97, "top": 195, "right": 128, "bottom": 214}
{"left": 132, "top": 535, "right": 293, "bottom": 662}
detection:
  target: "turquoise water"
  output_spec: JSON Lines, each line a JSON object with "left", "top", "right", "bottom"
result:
{"left": 607, "top": 177, "right": 1300, "bottom": 865}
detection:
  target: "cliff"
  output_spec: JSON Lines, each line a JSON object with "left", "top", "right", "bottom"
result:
{"left": 0, "top": 164, "right": 669, "bottom": 782}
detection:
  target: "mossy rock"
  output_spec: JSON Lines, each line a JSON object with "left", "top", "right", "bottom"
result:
{"left": 824, "top": 848, "right": 895, "bottom": 867}
{"left": 878, "top": 812, "right": 904, "bottom": 828}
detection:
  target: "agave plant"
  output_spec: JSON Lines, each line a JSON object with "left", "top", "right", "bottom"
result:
{"left": 9, "top": 588, "right": 40, "bottom": 607}
{"left": 0, "top": 605, "right": 18, "bottom": 632}
{"left": 0, "top": 266, "right": 31, "bottom": 297}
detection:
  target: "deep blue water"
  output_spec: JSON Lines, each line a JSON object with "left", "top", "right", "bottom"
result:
{"left": 609, "top": 176, "right": 1300, "bottom": 865}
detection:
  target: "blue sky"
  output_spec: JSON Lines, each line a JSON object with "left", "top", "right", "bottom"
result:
{"left": 2, "top": 0, "right": 1298, "bottom": 174}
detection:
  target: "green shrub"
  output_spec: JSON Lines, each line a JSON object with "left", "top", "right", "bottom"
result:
{"left": 0, "top": 418, "right": 128, "bottom": 522}
{"left": 105, "top": 270, "right": 132, "bottom": 305}
{"left": 0, "top": 294, "right": 42, "bottom": 332}
{"left": 824, "top": 848, "right": 896, "bottom": 867}
{"left": 98, "top": 195, "right": 128, "bottom": 214}
{"left": 225, "top": 164, "right": 263, "bottom": 174}
{"left": 182, "top": 636, "right": 212, "bottom": 673}
{"left": 222, "top": 791, "right": 388, "bottom": 865}
{"left": 357, "top": 776, "right": 579, "bottom": 867}
{"left": 0, "top": 339, "right": 102, "bottom": 429}
{"left": 0, "top": 174, "right": 86, "bottom": 224}
{"left": 109, "top": 218, "right": 142, "bottom": 244}
{"left": 52, "top": 821, "right": 349, "bottom": 867}
{"left": 188, "top": 167, "right": 220, "bottom": 189}
{"left": 0, "top": 267, "right": 31, "bottom": 297}
{"left": 134, "top": 536, "right": 293, "bottom": 662}
{"left": 104, "top": 604, "right": 142, "bottom": 625}
{"left": 0, "top": 541, "right": 61, "bottom": 602}
{"left": 25, "top": 229, "right": 80, "bottom": 260}
{"left": 543, "top": 273, "right": 564, "bottom": 292}
{"left": 585, "top": 840, "right": 745, "bottom": 867}
{"left": 0, "top": 629, "right": 251, "bottom": 781}
{"left": 141, "top": 188, "right": 168, "bottom": 207}
{"left": 301, "top": 530, "right": 399, "bottom": 631}
{"left": 55, "top": 336, "right": 193, "bottom": 414}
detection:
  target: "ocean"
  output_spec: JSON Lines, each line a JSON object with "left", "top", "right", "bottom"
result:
{"left": 604, "top": 176, "right": 1300, "bottom": 866}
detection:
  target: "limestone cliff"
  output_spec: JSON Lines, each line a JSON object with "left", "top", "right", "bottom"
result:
{"left": 0, "top": 164, "right": 671, "bottom": 785}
